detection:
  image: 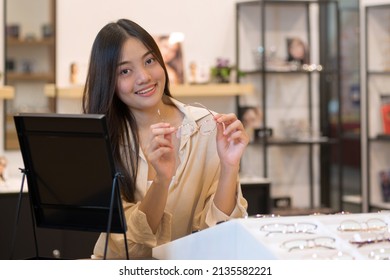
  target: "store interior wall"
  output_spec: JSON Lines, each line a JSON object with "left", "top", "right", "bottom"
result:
{"left": 0, "top": 0, "right": 242, "bottom": 187}
{"left": 56, "top": 0, "right": 238, "bottom": 88}
{"left": 2, "top": 0, "right": 390, "bottom": 211}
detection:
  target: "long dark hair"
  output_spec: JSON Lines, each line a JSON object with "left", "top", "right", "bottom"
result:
{"left": 82, "top": 19, "right": 172, "bottom": 202}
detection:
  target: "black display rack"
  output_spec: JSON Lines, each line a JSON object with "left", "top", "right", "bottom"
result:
{"left": 235, "top": 0, "right": 341, "bottom": 209}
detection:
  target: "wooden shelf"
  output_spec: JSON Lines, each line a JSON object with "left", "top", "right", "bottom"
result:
{"left": 0, "top": 86, "right": 15, "bottom": 99}
{"left": 371, "top": 134, "right": 390, "bottom": 141}
{"left": 50, "top": 83, "right": 255, "bottom": 99}
{"left": 7, "top": 72, "right": 55, "bottom": 83}
{"left": 7, "top": 37, "right": 55, "bottom": 46}
{"left": 170, "top": 83, "right": 254, "bottom": 96}
{"left": 252, "top": 136, "right": 335, "bottom": 146}
{"left": 370, "top": 201, "right": 390, "bottom": 211}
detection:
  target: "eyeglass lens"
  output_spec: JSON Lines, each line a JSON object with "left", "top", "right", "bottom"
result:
{"left": 176, "top": 123, "right": 195, "bottom": 138}
{"left": 282, "top": 236, "right": 335, "bottom": 252}
{"left": 176, "top": 103, "right": 217, "bottom": 138}
{"left": 369, "top": 248, "right": 390, "bottom": 260}
{"left": 260, "top": 223, "right": 317, "bottom": 235}
{"left": 338, "top": 218, "right": 388, "bottom": 232}
{"left": 349, "top": 231, "right": 390, "bottom": 247}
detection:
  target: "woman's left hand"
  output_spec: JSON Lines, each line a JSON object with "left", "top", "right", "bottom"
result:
{"left": 214, "top": 113, "right": 249, "bottom": 167}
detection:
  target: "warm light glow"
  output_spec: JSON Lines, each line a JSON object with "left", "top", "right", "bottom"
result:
{"left": 169, "top": 32, "right": 185, "bottom": 44}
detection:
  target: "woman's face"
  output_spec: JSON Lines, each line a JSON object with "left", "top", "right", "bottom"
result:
{"left": 158, "top": 37, "right": 179, "bottom": 63}
{"left": 116, "top": 37, "right": 166, "bottom": 113}
{"left": 290, "top": 39, "right": 305, "bottom": 60}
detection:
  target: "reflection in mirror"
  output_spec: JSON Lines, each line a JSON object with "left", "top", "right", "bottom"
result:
{"left": 4, "top": 0, "right": 56, "bottom": 150}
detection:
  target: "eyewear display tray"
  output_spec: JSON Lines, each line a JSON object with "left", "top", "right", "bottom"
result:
{"left": 153, "top": 212, "right": 390, "bottom": 260}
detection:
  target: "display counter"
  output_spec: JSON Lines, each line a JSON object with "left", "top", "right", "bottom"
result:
{"left": 153, "top": 211, "right": 390, "bottom": 260}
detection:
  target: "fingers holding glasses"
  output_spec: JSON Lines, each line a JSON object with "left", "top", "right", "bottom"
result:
{"left": 146, "top": 123, "right": 177, "bottom": 180}
{"left": 147, "top": 123, "right": 176, "bottom": 158}
{"left": 214, "top": 113, "right": 249, "bottom": 144}
{"left": 150, "top": 122, "right": 177, "bottom": 137}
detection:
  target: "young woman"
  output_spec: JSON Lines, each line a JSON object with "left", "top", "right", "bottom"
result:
{"left": 83, "top": 19, "right": 249, "bottom": 259}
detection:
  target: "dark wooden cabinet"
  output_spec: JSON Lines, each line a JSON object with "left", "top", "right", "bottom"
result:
{"left": 241, "top": 181, "right": 271, "bottom": 216}
{"left": 0, "top": 193, "right": 99, "bottom": 260}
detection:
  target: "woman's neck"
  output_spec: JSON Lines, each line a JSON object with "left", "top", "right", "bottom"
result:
{"left": 132, "top": 103, "right": 162, "bottom": 128}
{"left": 135, "top": 102, "right": 179, "bottom": 131}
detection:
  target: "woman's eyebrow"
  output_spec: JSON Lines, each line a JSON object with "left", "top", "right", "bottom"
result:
{"left": 142, "top": 50, "right": 155, "bottom": 60}
{"left": 117, "top": 50, "right": 154, "bottom": 67}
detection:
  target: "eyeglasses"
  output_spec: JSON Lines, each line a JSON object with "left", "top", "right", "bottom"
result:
{"left": 173, "top": 102, "right": 224, "bottom": 139}
{"left": 245, "top": 214, "right": 280, "bottom": 219}
{"left": 349, "top": 231, "right": 390, "bottom": 248}
{"left": 281, "top": 236, "right": 336, "bottom": 252}
{"left": 369, "top": 248, "right": 390, "bottom": 260}
{"left": 260, "top": 222, "right": 317, "bottom": 236}
{"left": 337, "top": 218, "right": 388, "bottom": 232}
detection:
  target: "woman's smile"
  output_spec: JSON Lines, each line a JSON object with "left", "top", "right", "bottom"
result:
{"left": 135, "top": 84, "right": 157, "bottom": 96}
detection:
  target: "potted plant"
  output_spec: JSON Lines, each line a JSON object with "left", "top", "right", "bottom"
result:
{"left": 210, "top": 58, "right": 234, "bottom": 83}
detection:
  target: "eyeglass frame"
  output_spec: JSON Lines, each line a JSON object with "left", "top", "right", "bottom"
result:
{"left": 337, "top": 218, "right": 388, "bottom": 232}
{"left": 174, "top": 102, "right": 225, "bottom": 138}
{"left": 281, "top": 236, "right": 336, "bottom": 252}
{"left": 259, "top": 222, "right": 318, "bottom": 236}
{"left": 369, "top": 248, "right": 390, "bottom": 260}
{"left": 349, "top": 231, "right": 390, "bottom": 248}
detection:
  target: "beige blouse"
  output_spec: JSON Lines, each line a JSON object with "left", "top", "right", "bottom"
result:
{"left": 93, "top": 98, "right": 248, "bottom": 259}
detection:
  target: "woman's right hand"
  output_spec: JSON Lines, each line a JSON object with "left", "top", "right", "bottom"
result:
{"left": 145, "top": 122, "right": 177, "bottom": 184}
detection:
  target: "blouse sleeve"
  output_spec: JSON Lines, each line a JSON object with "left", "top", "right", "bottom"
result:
{"left": 193, "top": 171, "right": 248, "bottom": 232}
{"left": 93, "top": 202, "right": 172, "bottom": 259}
{"left": 206, "top": 181, "right": 248, "bottom": 226}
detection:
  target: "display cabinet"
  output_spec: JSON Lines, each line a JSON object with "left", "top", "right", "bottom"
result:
{"left": 336, "top": 0, "right": 362, "bottom": 214}
{"left": 0, "top": 192, "right": 99, "bottom": 259}
{"left": 4, "top": 0, "right": 56, "bottom": 150}
{"left": 365, "top": 4, "right": 390, "bottom": 212}
{"left": 235, "top": 0, "right": 340, "bottom": 210}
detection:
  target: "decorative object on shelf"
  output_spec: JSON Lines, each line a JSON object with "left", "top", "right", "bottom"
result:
{"left": 21, "top": 60, "right": 33, "bottom": 73}
{"left": 187, "top": 61, "right": 210, "bottom": 84}
{"left": 6, "top": 24, "right": 20, "bottom": 38}
{"left": 349, "top": 84, "right": 360, "bottom": 107}
{"left": 70, "top": 62, "right": 79, "bottom": 85}
{"left": 380, "top": 95, "right": 390, "bottom": 134}
{"left": 188, "top": 61, "right": 197, "bottom": 84}
{"left": 252, "top": 46, "right": 264, "bottom": 69}
{"left": 6, "top": 59, "right": 15, "bottom": 71}
{"left": 24, "top": 33, "right": 37, "bottom": 42}
{"left": 379, "top": 170, "right": 390, "bottom": 202}
{"left": 210, "top": 57, "right": 235, "bottom": 83}
{"left": 280, "top": 118, "right": 309, "bottom": 139}
{"left": 0, "top": 156, "right": 8, "bottom": 186}
{"left": 286, "top": 37, "right": 309, "bottom": 66}
{"left": 301, "top": 63, "right": 323, "bottom": 72}
{"left": 239, "top": 106, "right": 263, "bottom": 142}
{"left": 155, "top": 32, "right": 185, "bottom": 85}
{"left": 42, "top": 23, "right": 53, "bottom": 38}
{"left": 255, "top": 128, "right": 273, "bottom": 140}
